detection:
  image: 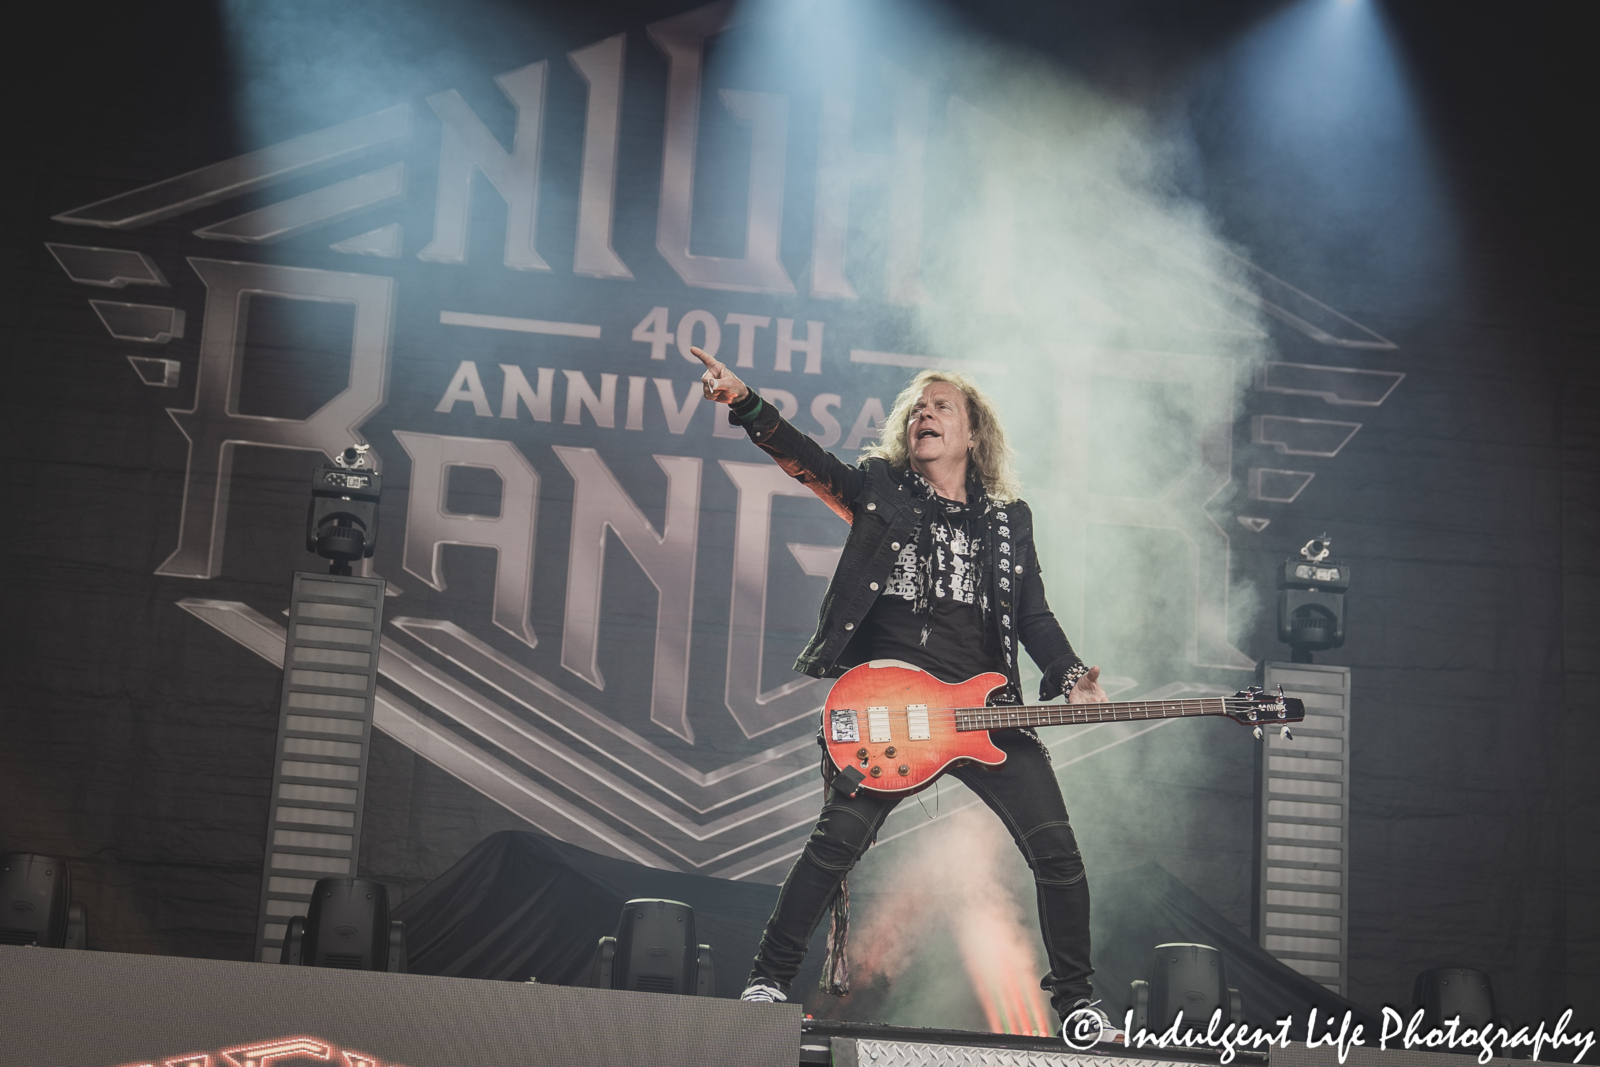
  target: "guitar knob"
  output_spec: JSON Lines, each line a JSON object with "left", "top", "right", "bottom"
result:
{"left": 1252, "top": 726, "right": 1264, "bottom": 741}
{"left": 856, "top": 748, "right": 869, "bottom": 762}
{"left": 869, "top": 766, "right": 883, "bottom": 778}
{"left": 1280, "top": 726, "right": 1294, "bottom": 741}
{"left": 884, "top": 746, "right": 897, "bottom": 757}
{"left": 898, "top": 765, "right": 910, "bottom": 776}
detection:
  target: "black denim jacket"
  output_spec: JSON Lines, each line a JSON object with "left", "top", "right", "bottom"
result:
{"left": 731, "top": 394, "right": 1087, "bottom": 702}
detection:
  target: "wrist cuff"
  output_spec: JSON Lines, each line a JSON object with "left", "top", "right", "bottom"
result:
{"left": 729, "top": 389, "right": 763, "bottom": 423}
{"left": 1041, "top": 661, "right": 1089, "bottom": 702}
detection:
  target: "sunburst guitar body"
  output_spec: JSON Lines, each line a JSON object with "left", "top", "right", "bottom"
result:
{"left": 822, "top": 660, "right": 1305, "bottom": 796}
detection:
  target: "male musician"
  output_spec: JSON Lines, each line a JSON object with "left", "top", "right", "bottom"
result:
{"left": 691, "top": 347, "right": 1110, "bottom": 1030}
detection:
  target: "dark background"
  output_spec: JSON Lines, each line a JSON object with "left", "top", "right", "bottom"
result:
{"left": 1, "top": 0, "right": 1594, "bottom": 1025}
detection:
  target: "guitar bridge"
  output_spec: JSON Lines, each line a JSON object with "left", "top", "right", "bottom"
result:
{"left": 829, "top": 708, "right": 860, "bottom": 743}
{"left": 906, "top": 704, "right": 930, "bottom": 741}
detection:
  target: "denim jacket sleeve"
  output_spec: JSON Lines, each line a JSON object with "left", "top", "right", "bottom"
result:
{"left": 1003, "top": 502, "right": 1087, "bottom": 701}
{"left": 729, "top": 390, "right": 865, "bottom": 522}
{"left": 730, "top": 394, "right": 1086, "bottom": 692}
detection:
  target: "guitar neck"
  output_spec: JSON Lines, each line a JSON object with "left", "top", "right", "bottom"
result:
{"left": 956, "top": 697, "right": 1228, "bottom": 732}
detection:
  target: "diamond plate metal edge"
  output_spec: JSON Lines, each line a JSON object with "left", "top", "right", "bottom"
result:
{"left": 844, "top": 1039, "right": 1191, "bottom": 1067}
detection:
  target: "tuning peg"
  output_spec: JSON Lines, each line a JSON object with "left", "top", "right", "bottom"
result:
{"left": 1252, "top": 726, "right": 1264, "bottom": 741}
{"left": 1280, "top": 725, "right": 1293, "bottom": 741}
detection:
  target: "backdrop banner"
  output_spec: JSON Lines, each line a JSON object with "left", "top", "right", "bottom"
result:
{"left": 1, "top": 0, "right": 1591, "bottom": 1027}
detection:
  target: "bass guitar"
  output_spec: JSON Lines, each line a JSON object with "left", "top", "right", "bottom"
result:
{"left": 823, "top": 660, "right": 1305, "bottom": 796}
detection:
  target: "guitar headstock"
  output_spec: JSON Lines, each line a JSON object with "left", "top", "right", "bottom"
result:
{"left": 1221, "top": 685, "right": 1306, "bottom": 728}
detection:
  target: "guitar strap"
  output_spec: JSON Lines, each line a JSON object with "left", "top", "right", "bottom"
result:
{"left": 820, "top": 878, "right": 851, "bottom": 995}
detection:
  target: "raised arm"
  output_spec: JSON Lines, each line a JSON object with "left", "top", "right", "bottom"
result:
{"left": 692, "top": 346, "right": 865, "bottom": 520}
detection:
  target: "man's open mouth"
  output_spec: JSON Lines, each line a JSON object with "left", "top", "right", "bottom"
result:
{"left": 917, "top": 428, "right": 940, "bottom": 439}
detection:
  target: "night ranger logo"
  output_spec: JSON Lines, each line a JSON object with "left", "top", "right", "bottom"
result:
{"left": 46, "top": 1, "right": 1402, "bottom": 878}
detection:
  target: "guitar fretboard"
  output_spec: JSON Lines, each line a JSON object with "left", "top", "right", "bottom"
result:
{"left": 956, "top": 698, "right": 1229, "bottom": 732}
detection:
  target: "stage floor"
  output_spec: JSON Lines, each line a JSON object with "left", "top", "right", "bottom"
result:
{"left": 0, "top": 946, "right": 1526, "bottom": 1067}
{"left": 803, "top": 1019, "right": 1262, "bottom": 1067}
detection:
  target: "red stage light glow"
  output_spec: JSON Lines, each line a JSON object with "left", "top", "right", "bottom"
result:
{"left": 115, "top": 1037, "right": 399, "bottom": 1067}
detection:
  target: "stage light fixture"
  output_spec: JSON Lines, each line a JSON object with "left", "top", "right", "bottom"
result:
{"left": 1277, "top": 534, "right": 1349, "bottom": 662}
{"left": 1130, "top": 943, "right": 1241, "bottom": 1034}
{"left": 590, "top": 898, "right": 714, "bottom": 996}
{"left": 0, "top": 853, "right": 87, "bottom": 949}
{"left": 307, "top": 445, "right": 382, "bottom": 576}
{"left": 278, "top": 877, "right": 406, "bottom": 972}
{"left": 1413, "top": 967, "right": 1500, "bottom": 1030}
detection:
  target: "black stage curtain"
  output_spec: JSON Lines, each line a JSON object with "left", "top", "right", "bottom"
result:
{"left": 394, "top": 830, "right": 1372, "bottom": 1034}
{"left": 1092, "top": 863, "right": 1377, "bottom": 1039}
{"left": 392, "top": 830, "right": 794, "bottom": 998}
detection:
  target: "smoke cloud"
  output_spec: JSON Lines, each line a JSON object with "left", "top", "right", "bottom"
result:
{"left": 808, "top": 808, "right": 1055, "bottom": 1034}
{"left": 217, "top": 0, "right": 1278, "bottom": 1021}
{"left": 801, "top": 3, "right": 1274, "bottom": 1026}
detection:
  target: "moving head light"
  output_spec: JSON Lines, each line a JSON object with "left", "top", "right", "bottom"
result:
{"left": 1277, "top": 534, "right": 1348, "bottom": 663}
{"left": 308, "top": 445, "right": 381, "bottom": 576}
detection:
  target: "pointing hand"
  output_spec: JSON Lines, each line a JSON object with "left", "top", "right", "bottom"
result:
{"left": 691, "top": 346, "right": 750, "bottom": 405}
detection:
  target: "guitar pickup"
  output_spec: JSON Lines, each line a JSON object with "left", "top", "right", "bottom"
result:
{"left": 829, "top": 708, "right": 860, "bottom": 743}
{"left": 906, "top": 704, "right": 930, "bottom": 741}
{"left": 867, "top": 706, "right": 891, "bottom": 743}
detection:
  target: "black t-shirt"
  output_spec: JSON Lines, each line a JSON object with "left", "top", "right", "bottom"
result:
{"left": 836, "top": 496, "right": 1003, "bottom": 684}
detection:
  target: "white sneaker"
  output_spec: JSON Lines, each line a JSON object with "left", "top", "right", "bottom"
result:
{"left": 740, "top": 982, "right": 788, "bottom": 1003}
{"left": 1060, "top": 999, "right": 1124, "bottom": 1048}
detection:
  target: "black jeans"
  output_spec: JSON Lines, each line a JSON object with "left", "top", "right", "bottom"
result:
{"left": 746, "top": 729, "right": 1094, "bottom": 1016}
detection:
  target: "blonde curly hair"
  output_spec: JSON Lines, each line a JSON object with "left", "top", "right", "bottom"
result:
{"left": 861, "top": 369, "right": 1022, "bottom": 503}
